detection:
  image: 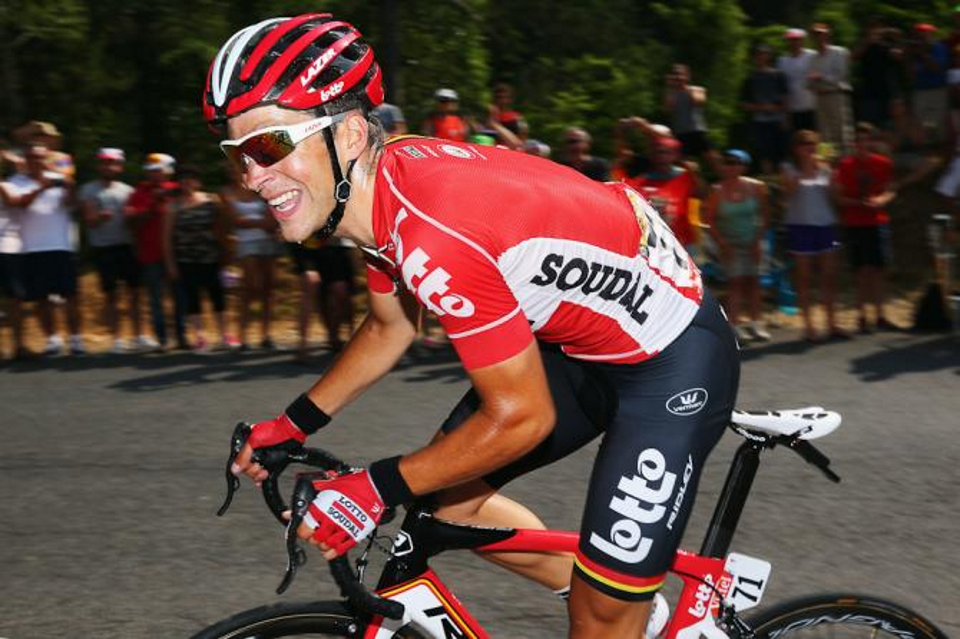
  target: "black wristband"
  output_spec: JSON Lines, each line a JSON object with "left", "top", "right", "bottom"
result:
{"left": 368, "top": 456, "right": 416, "bottom": 507}
{"left": 285, "top": 393, "right": 332, "bottom": 435}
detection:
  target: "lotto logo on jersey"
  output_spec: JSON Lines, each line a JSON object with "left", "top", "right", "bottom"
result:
{"left": 402, "top": 247, "right": 476, "bottom": 318}
{"left": 589, "top": 448, "right": 679, "bottom": 563}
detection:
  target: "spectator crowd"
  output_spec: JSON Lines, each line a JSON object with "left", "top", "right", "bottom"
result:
{"left": 1, "top": 17, "right": 958, "bottom": 362}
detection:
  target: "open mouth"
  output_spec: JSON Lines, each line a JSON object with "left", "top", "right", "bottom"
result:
{"left": 266, "top": 189, "right": 301, "bottom": 219}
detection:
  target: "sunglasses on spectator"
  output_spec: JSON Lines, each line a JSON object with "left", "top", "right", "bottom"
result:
{"left": 219, "top": 113, "right": 346, "bottom": 171}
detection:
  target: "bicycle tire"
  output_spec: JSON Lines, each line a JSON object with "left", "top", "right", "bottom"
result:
{"left": 190, "top": 600, "right": 426, "bottom": 639}
{"left": 746, "top": 593, "right": 949, "bottom": 639}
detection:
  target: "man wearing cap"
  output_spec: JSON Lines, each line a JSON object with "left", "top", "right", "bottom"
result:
{"left": 423, "top": 88, "right": 470, "bottom": 142}
{"left": 79, "top": 148, "right": 152, "bottom": 353}
{"left": 126, "top": 153, "right": 186, "bottom": 350}
{"left": 778, "top": 28, "right": 817, "bottom": 132}
{"left": 909, "top": 23, "right": 949, "bottom": 143}
{"left": 2, "top": 144, "right": 84, "bottom": 355}
{"left": 808, "top": 23, "right": 853, "bottom": 152}
{"left": 627, "top": 135, "right": 703, "bottom": 253}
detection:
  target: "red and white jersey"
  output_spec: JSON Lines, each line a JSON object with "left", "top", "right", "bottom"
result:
{"left": 366, "top": 137, "right": 703, "bottom": 370}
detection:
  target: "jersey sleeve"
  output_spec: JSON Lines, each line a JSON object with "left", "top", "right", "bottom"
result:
{"left": 399, "top": 224, "right": 533, "bottom": 370}
{"left": 365, "top": 258, "right": 397, "bottom": 295}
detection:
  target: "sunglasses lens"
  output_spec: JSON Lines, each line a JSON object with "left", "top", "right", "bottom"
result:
{"left": 220, "top": 131, "right": 295, "bottom": 171}
{"left": 220, "top": 145, "right": 245, "bottom": 171}
{"left": 242, "top": 131, "right": 295, "bottom": 167}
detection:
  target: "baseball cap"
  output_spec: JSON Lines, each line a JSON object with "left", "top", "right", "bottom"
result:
{"left": 652, "top": 136, "right": 682, "bottom": 151}
{"left": 434, "top": 88, "right": 459, "bottom": 102}
{"left": 143, "top": 152, "right": 176, "bottom": 171}
{"left": 96, "top": 147, "right": 125, "bottom": 162}
{"left": 784, "top": 28, "right": 807, "bottom": 39}
{"left": 723, "top": 149, "right": 752, "bottom": 165}
{"left": 649, "top": 123, "right": 673, "bottom": 137}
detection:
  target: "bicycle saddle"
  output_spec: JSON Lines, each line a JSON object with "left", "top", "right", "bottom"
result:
{"left": 731, "top": 407, "right": 842, "bottom": 440}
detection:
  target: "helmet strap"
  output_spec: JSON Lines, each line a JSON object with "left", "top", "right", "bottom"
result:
{"left": 314, "top": 126, "right": 357, "bottom": 240}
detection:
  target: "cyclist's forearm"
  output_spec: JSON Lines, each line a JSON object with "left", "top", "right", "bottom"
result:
{"left": 396, "top": 341, "right": 555, "bottom": 495}
{"left": 304, "top": 312, "right": 416, "bottom": 416}
{"left": 400, "top": 405, "right": 554, "bottom": 495}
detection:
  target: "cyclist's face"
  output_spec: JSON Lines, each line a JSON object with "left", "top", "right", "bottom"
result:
{"left": 226, "top": 105, "right": 336, "bottom": 242}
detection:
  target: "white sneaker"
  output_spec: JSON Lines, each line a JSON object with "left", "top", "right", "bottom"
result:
{"left": 134, "top": 334, "right": 160, "bottom": 350}
{"left": 68, "top": 335, "right": 87, "bottom": 356}
{"left": 43, "top": 334, "right": 64, "bottom": 356}
{"left": 112, "top": 338, "right": 128, "bottom": 354}
{"left": 748, "top": 322, "right": 772, "bottom": 342}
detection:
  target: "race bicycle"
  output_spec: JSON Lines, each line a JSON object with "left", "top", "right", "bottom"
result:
{"left": 193, "top": 408, "right": 949, "bottom": 638}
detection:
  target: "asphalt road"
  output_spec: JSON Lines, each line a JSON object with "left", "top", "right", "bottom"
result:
{"left": 1, "top": 329, "right": 958, "bottom": 638}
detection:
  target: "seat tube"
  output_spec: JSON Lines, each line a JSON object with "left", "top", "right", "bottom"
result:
{"left": 699, "top": 440, "right": 762, "bottom": 558}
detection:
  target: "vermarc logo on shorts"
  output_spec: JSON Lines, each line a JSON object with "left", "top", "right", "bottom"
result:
{"left": 589, "top": 448, "right": 678, "bottom": 563}
{"left": 666, "top": 388, "right": 708, "bottom": 416}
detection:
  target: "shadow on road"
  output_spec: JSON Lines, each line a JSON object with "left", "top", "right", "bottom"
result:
{"left": 0, "top": 344, "right": 467, "bottom": 392}
{"left": 738, "top": 337, "right": 816, "bottom": 362}
{"left": 849, "top": 334, "right": 960, "bottom": 382}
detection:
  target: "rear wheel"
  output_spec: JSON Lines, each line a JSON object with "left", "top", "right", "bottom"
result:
{"left": 190, "top": 600, "right": 424, "bottom": 639}
{"left": 747, "top": 593, "right": 948, "bottom": 639}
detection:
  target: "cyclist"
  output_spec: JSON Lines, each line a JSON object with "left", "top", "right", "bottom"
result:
{"left": 207, "top": 14, "right": 740, "bottom": 638}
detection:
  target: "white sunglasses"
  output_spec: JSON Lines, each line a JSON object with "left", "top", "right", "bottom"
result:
{"left": 219, "top": 112, "right": 347, "bottom": 170}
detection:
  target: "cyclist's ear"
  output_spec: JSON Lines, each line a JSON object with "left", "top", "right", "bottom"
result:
{"left": 337, "top": 111, "right": 370, "bottom": 162}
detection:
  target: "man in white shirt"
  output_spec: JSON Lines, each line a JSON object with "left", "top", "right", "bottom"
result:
{"left": 78, "top": 148, "right": 154, "bottom": 353}
{"left": 777, "top": 28, "right": 817, "bottom": 133}
{"left": 5, "top": 144, "right": 84, "bottom": 355}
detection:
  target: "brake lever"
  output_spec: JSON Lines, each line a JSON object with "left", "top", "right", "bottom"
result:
{"left": 217, "top": 422, "right": 251, "bottom": 516}
{"left": 277, "top": 473, "right": 320, "bottom": 594}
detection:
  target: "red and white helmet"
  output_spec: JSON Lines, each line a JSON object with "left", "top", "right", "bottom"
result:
{"left": 203, "top": 14, "right": 384, "bottom": 132}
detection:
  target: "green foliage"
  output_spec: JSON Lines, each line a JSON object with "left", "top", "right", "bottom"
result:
{"left": 0, "top": 0, "right": 954, "bottom": 184}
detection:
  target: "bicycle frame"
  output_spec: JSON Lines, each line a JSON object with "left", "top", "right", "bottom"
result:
{"left": 363, "top": 437, "right": 774, "bottom": 639}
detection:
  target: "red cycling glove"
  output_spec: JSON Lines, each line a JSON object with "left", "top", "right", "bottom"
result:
{"left": 248, "top": 413, "right": 306, "bottom": 450}
{"left": 247, "top": 394, "right": 333, "bottom": 452}
{"left": 304, "top": 470, "right": 386, "bottom": 555}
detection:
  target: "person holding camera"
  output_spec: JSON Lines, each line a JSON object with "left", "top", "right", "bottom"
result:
{"left": 126, "top": 153, "right": 187, "bottom": 350}
{"left": 664, "top": 63, "right": 714, "bottom": 164}
{"left": 1, "top": 144, "right": 83, "bottom": 355}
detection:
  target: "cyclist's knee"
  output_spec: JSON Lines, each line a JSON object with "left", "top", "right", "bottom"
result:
{"left": 568, "top": 575, "right": 651, "bottom": 638}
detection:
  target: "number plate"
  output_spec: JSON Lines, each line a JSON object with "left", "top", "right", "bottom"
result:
{"left": 723, "top": 553, "right": 771, "bottom": 611}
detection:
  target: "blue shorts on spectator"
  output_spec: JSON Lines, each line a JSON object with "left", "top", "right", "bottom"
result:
{"left": 787, "top": 224, "right": 838, "bottom": 254}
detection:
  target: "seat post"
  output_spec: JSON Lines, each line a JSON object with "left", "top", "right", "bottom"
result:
{"left": 699, "top": 439, "right": 764, "bottom": 558}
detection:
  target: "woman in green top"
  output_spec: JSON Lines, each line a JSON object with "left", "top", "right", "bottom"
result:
{"left": 705, "top": 149, "right": 770, "bottom": 342}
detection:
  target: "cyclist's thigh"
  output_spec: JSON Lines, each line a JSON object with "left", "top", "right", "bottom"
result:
{"left": 439, "top": 342, "right": 614, "bottom": 489}
{"left": 575, "top": 294, "right": 740, "bottom": 601}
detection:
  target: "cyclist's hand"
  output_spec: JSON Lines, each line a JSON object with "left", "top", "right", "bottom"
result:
{"left": 232, "top": 414, "right": 306, "bottom": 485}
{"left": 297, "top": 470, "right": 385, "bottom": 560}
